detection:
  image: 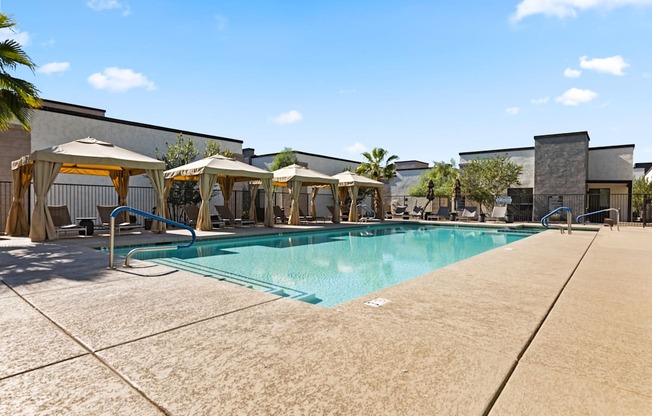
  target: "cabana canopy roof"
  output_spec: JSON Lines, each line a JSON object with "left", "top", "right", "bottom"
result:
{"left": 12, "top": 137, "right": 165, "bottom": 176}
{"left": 164, "top": 154, "right": 273, "bottom": 181}
{"left": 272, "top": 164, "right": 339, "bottom": 187}
{"left": 333, "top": 171, "right": 384, "bottom": 189}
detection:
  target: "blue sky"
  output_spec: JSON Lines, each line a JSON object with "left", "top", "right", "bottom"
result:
{"left": 2, "top": 0, "right": 652, "bottom": 164}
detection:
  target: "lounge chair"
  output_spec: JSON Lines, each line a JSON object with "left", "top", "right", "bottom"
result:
{"left": 183, "top": 204, "right": 224, "bottom": 229}
{"left": 390, "top": 205, "right": 408, "bottom": 219}
{"left": 273, "top": 205, "right": 288, "bottom": 224}
{"left": 327, "top": 205, "right": 348, "bottom": 221}
{"left": 299, "top": 207, "right": 314, "bottom": 223}
{"left": 97, "top": 205, "right": 141, "bottom": 234}
{"left": 460, "top": 206, "right": 478, "bottom": 221}
{"left": 428, "top": 206, "right": 450, "bottom": 220}
{"left": 48, "top": 205, "right": 87, "bottom": 237}
{"left": 215, "top": 205, "right": 255, "bottom": 227}
{"left": 488, "top": 205, "right": 507, "bottom": 222}
{"left": 408, "top": 205, "right": 424, "bottom": 219}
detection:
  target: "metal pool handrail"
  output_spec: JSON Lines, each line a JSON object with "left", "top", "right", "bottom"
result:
{"left": 108, "top": 206, "right": 197, "bottom": 269}
{"left": 541, "top": 206, "right": 573, "bottom": 234}
{"left": 576, "top": 208, "right": 620, "bottom": 231}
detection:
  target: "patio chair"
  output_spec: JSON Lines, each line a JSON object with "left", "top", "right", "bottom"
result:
{"left": 428, "top": 205, "right": 449, "bottom": 220}
{"left": 47, "top": 205, "right": 87, "bottom": 237}
{"left": 97, "top": 205, "right": 141, "bottom": 234}
{"left": 215, "top": 205, "right": 255, "bottom": 227}
{"left": 299, "top": 207, "right": 314, "bottom": 223}
{"left": 183, "top": 204, "right": 224, "bottom": 229}
{"left": 390, "top": 205, "right": 408, "bottom": 219}
{"left": 488, "top": 205, "right": 507, "bottom": 222}
{"left": 460, "top": 206, "right": 478, "bottom": 221}
{"left": 327, "top": 205, "right": 348, "bottom": 221}
{"left": 408, "top": 205, "right": 424, "bottom": 219}
{"left": 273, "top": 205, "right": 288, "bottom": 224}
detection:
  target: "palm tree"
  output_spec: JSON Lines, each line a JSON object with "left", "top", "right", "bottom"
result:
{"left": 356, "top": 147, "right": 399, "bottom": 215}
{"left": 0, "top": 13, "right": 41, "bottom": 131}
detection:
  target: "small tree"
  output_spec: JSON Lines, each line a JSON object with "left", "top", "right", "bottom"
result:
{"left": 270, "top": 147, "right": 298, "bottom": 171}
{"left": 459, "top": 155, "right": 522, "bottom": 214}
{"left": 155, "top": 133, "right": 200, "bottom": 220}
{"left": 408, "top": 160, "right": 458, "bottom": 199}
{"left": 203, "top": 140, "right": 233, "bottom": 158}
{"left": 633, "top": 176, "right": 652, "bottom": 220}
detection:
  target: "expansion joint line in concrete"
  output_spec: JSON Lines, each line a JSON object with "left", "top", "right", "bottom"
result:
{"left": 3, "top": 282, "right": 278, "bottom": 415}
{"left": 481, "top": 231, "right": 599, "bottom": 416}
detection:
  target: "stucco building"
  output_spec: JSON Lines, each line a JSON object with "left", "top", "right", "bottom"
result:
{"left": 459, "top": 131, "right": 635, "bottom": 222}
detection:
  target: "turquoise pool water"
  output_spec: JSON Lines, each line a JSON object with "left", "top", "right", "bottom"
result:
{"left": 114, "top": 224, "right": 537, "bottom": 307}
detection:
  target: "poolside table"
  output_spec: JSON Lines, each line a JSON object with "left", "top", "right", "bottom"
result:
{"left": 76, "top": 216, "right": 96, "bottom": 236}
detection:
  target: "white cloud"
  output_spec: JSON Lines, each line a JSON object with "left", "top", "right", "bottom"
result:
{"left": 505, "top": 107, "right": 520, "bottom": 115}
{"left": 511, "top": 0, "right": 652, "bottom": 22}
{"left": 531, "top": 96, "right": 550, "bottom": 104}
{"left": 270, "top": 110, "right": 303, "bottom": 125}
{"left": 87, "top": 67, "right": 156, "bottom": 92}
{"left": 87, "top": 0, "right": 131, "bottom": 15}
{"left": 579, "top": 55, "right": 629, "bottom": 76}
{"left": 41, "top": 38, "right": 56, "bottom": 47}
{"left": 555, "top": 87, "right": 598, "bottom": 106}
{"left": 564, "top": 68, "right": 582, "bottom": 78}
{"left": 346, "top": 142, "right": 368, "bottom": 155}
{"left": 37, "top": 62, "right": 71, "bottom": 75}
{"left": 0, "top": 28, "right": 30, "bottom": 46}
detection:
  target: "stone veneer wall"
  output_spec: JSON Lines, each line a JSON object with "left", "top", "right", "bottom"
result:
{"left": 533, "top": 132, "right": 589, "bottom": 220}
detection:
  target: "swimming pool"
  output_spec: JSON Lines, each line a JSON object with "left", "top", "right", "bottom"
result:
{"left": 114, "top": 224, "right": 538, "bottom": 307}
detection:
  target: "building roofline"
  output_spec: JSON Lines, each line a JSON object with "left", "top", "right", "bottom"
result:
{"left": 589, "top": 144, "right": 635, "bottom": 151}
{"left": 42, "top": 99, "right": 106, "bottom": 113}
{"left": 252, "top": 150, "right": 360, "bottom": 164}
{"left": 534, "top": 131, "right": 590, "bottom": 141}
{"left": 459, "top": 146, "right": 534, "bottom": 156}
{"left": 39, "top": 100, "right": 243, "bottom": 144}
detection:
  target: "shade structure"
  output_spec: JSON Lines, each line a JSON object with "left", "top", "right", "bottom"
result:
{"left": 332, "top": 171, "right": 385, "bottom": 222}
{"left": 164, "top": 155, "right": 275, "bottom": 229}
{"left": 8, "top": 137, "right": 167, "bottom": 241}
{"left": 272, "top": 164, "right": 340, "bottom": 225}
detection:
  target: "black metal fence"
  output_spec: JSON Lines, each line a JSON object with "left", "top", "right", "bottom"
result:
{"left": 2, "top": 181, "right": 650, "bottom": 234}
{"left": 392, "top": 193, "right": 651, "bottom": 225}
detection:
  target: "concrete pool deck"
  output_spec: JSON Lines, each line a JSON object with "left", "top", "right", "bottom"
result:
{"left": 0, "top": 222, "right": 650, "bottom": 415}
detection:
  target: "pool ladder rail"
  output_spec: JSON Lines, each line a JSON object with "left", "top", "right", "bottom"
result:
{"left": 541, "top": 206, "right": 573, "bottom": 234}
{"left": 576, "top": 208, "right": 620, "bottom": 231}
{"left": 108, "top": 206, "right": 197, "bottom": 269}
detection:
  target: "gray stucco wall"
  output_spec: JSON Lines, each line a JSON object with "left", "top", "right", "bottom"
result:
{"left": 31, "top": 110, "right": 243, "bottom": 187}
{"left": 459, "top": 149, "right": 534, "bottom": 189}
{"left": 588, "top": 147, "right": 634, "bottom": 181}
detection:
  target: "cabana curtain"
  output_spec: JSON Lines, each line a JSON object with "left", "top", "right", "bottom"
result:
{"left": 197, "top": 173, "right": 218, "bottom": 230}
{"left": 5, "top": 161, "right": 33, "bottom": 236}
{"left": 30, "top": 160, "right": 62, "bottom": 241}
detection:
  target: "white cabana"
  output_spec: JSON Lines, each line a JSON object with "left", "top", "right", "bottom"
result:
{"left": 272, "top": 164, "right": 340, "bottom": 225}
{"left": 7, "top": 138, "right": 167, "bottom": 241}
{"left": 332, "top": 171, "right": 385, "bottom": 222}
{"left": 164, "top": 155, "right": 275, "bottom": 229}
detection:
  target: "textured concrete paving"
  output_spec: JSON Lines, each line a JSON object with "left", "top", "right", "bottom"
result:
{"left": 1, "top": 224, "right": 650, "bottom": 415}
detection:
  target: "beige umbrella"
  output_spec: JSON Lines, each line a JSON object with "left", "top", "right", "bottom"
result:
{"left": 164, "top": 155, "right": 274, "bottom": 229}
{"left": 9, "top": 137, "right": 167, "bottom": 241}
{"left": 272, "top": 164, "right": 340, "bottom": 225}
{"left": 332, "top": 171, "right": 384, "bottom": 222}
